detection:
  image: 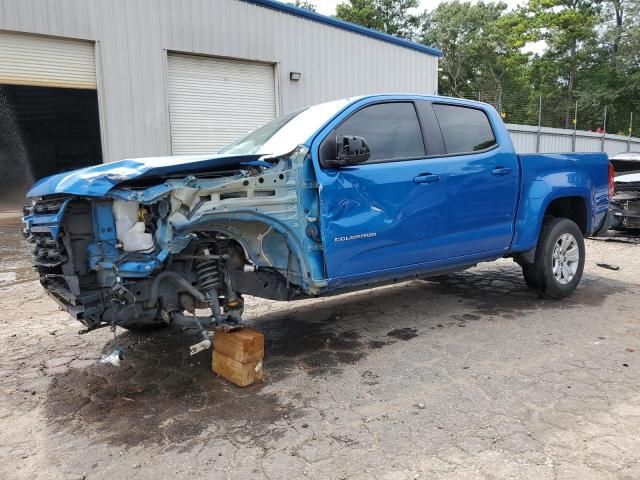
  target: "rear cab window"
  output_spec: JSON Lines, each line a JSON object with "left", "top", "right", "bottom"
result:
{"left": 433, "top": 104, "right": 497, "bottom": 154}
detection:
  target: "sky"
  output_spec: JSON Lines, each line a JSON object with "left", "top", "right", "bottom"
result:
{"left": 314, "top": 0, "right": 525, "bottom": 16}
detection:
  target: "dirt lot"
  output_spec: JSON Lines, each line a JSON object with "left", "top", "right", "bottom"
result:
{"left": 1, "top": 226, "right": 639, "bottom": 480}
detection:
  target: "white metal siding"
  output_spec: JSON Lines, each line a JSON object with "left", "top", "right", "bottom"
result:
{"left": 575, "top": 136, "right": 602, "bottom": 153}
{"left": 167, "top": 53, "right": 276, "bottom": 154}
{"left": 604, "top": 137, "right": 630, "bottom": 156}
{"left": 540, "top": 132, "right": 572, "bottom": 153}
{"left": 0, "top": 0, "right": 438, "bottom": 162}
{"left": 506, "top": 123, "right": 640, "bottom": 154}
{"left": 0, "top": 31, "right": 96, "bottom": 89}
{"left": 507, "top": 129, "right": 538, "bottom": 153}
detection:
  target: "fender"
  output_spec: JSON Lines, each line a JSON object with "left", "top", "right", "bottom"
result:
{"left": 182, "top": 210, "right": 327, "bottom": 293}
{"left": 510, "top": 152, "right": 608, "bottom": 253}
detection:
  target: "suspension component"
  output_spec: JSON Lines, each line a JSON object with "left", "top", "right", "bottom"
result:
{"left": 195, "top": 244, "right": 220, "bottom": 292}
{"left": 194, "top": 240, "right": 244, "bottom": 331}
{"left": 194, "top": 243, "right": 223, "bottom": 322}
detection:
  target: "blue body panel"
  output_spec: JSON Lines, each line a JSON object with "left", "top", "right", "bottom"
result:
{"left": 317, "top": 157, "right": 451, "bottom": 277}
{"left": 23, "top": 198, "right": 72, "bottom": 239}
{"left": 510, "top": 152, "right": 610, "bottom": 252}
{"left": 27, "top": 153, "right": 265, "bottom": 198}
{"left": 443, "top": 146, "right": 520, "bottom": 257}
{"left": 306, "top": 95, "right": 608, "bottom": 290}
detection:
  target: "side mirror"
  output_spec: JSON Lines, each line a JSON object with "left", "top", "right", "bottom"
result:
{"left": 324, "top": 135, "right": 371, "bottom": 168}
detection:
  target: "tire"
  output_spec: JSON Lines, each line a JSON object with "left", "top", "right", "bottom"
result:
{"left": 529, "top": 217, "right": 585, "bottom": 299}
{"left": 521, "top": 264, "right": 539, "bottom": 290}
{"left": 119, "top": 321, "right": 169, "bottom": 332}
{"left": 119, "top": 311, "right": 171, "bottom": 332}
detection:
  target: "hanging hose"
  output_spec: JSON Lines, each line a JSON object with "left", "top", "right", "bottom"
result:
{"left": 145, "top": 271, "right": 206, "bottom": 308}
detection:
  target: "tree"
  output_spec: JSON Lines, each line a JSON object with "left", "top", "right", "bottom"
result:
{"left": 288, "top": 0, "right": 317, "bottom": 11}
{"left": 574, "top": 0, "right": 640, "bottom": 133}
{"left": 421, "top": 1, "right": 529, "bottom": 106}
{"left": 335, "top": 0, "right": 421, "bottom": 39}
{"left": 336, "top": 0, "right": 640, "bottom": 135}
{"left": 525, "top": 0, "right": 600, "bottom": 126}
{"left": 602, "top": 0, "right": 640, "bottom": 68}
{"left": 418, "top": 0, "right": 639, "bottom": 133}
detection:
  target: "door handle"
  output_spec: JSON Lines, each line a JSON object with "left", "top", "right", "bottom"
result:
{"left": 491, "top": 167, "right": 512, "bottom": 176}
{"left": 413, "top": 173, "right": 441, "bottom": 184}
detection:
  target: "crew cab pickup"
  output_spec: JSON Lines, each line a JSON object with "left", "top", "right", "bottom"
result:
{"left": 23, "top": 95, "right": 611, "bottom": 337}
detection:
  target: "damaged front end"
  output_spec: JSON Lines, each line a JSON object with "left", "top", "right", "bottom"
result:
{"left": 23, "top": 147, "right": 327, "bottom": 337}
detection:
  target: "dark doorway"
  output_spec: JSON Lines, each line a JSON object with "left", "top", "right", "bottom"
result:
{"left": 0, "top": 84, "right": 102, "bottom": 207}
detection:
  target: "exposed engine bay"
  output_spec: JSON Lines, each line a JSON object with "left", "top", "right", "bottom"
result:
{"left": 23, "top": 147, "right": 326, "bottom": 339}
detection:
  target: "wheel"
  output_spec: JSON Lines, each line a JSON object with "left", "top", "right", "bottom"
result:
{"left": 529, "top": 217, "right": 585, "bottom": 298}
{"left": 118, "top": 310, "right": 172, "bottom": 332}
{"left": 521, "top": 264, "right": 539, "bottom": 290}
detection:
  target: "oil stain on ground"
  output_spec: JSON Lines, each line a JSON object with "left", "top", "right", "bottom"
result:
{"left": 386, "top": 327, "right": 419, "bottom": 340}
{"left": 423, "top": 265, "right": 627, "bottom": 318}
{"left": 260, "top": 316, "right": 367, "bottom": 377}
{"left": 44, "top": 316, "right": 375, "bottom": 446}
{"left": 45, "top": 328, "right": 290, "bottom": 447}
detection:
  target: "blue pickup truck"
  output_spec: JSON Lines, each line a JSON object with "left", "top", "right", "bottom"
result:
{"left": 24, "top": 95, "right": 612, "bottom": 336}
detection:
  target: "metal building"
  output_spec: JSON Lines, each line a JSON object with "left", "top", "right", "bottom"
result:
{"left": 0, "top": 0, "right": 440, "bottom": 205}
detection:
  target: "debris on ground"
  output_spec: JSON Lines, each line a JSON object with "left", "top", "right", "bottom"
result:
{"left": 100, "top": 348, "right": 124, "bottom": 366}
{"left": 591, "top": 235, "right": 640, "bottom": 244}
{"left": 596, "top": 262, "right": 621, "bottom": 271}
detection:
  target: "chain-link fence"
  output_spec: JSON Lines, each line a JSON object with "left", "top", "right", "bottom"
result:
{"left": 457, "top": 90, "right": 640, "bottom": 154}
{"left": 472, "top": 91, "right": 637, "bottom": 135}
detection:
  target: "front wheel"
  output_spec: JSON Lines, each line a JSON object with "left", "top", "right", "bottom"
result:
{"left": 526, "top": 218, "right": 585, "bottom": 299}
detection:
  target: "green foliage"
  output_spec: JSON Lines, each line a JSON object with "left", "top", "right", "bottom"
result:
{"left": 421, "top": 2, "right": 522, "bottom": 95}
{"left": 335, "top": 0, "right": 640, "bottom": 135}
{"left": 335, "top": 0, "right": 421, "bottom": 39}
{"left": 288, "top": 0, "right": 317, "bottom": 11}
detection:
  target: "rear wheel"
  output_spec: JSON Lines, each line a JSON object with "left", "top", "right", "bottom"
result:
{"left": 526, "top": 218, "right": 585, "bottom": 298}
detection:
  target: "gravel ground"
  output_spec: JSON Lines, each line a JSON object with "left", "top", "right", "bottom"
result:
{"left": 1, "top": 225, "right": 639, "bottom": 479}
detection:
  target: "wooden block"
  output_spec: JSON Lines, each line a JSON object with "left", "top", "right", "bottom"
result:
{"left": 212, "top": 350, "right": 263, "bottom": 387}
{"left": 213, "top": 328, "right": 264, "bottom": 363}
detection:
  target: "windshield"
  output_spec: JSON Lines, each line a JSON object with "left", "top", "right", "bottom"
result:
{"left": 221, "top": 98, "right": 352, "bottom": 155}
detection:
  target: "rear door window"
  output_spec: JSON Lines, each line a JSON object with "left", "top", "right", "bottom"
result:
{"left": 433, "top": 104, "right": 497, "bottom": 154}
{"left": 335, "top": 102, "right": 426, "bottom": 162}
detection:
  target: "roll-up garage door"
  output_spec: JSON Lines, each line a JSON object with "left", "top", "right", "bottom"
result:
{"left": 0, "top": 31, "right": 100, "bottom": 206}
{"left": 0, "top": 31, "right": 96, "bottom": 89}
{"left": 167, "top": 53, "right": 276, "bottom": 155}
